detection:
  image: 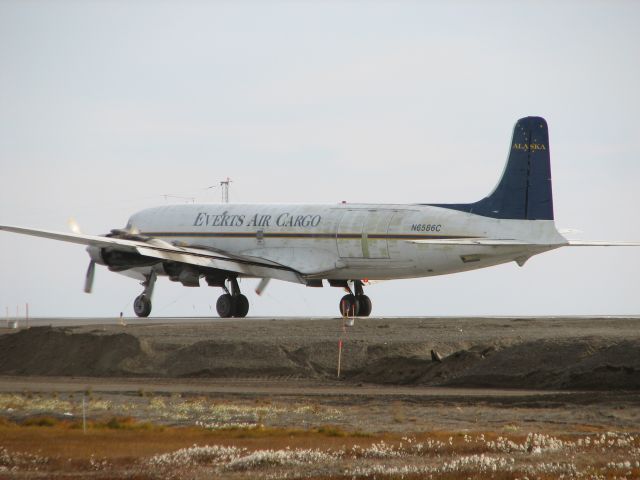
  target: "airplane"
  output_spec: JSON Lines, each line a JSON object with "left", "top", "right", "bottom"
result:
{"left": 2, "top": 116, "right": 638, "bottom": 319}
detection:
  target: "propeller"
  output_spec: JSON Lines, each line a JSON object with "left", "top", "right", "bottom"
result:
{"left": 68, "top": 217, "right": 82, "bottom": 234}
{"left": 255, "top": 278, "right": 271, "bottom": 296}
{"left": 84, "top": 260, "right": 96, "bottom": 293}
{"left": 69, "top": 218, "right": 97, "bottom": 294}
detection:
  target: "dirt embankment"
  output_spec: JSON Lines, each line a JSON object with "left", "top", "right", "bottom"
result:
{"left": 1, "top": 317, "right": 639, "bottom": 390}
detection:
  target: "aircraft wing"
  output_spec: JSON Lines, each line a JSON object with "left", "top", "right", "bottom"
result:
{"left": 0, "top": 225, "right": 304, "bottom": 284}
{"left": 0, "top": 225, "right": 142, "bottom": 251}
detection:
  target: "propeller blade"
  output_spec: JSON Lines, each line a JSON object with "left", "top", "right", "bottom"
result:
{"left": 255, "top": 278, "right": 271, "bottom": 296}
{"left": 84, "top": 260, "right": 96, "bottom": 293}
{"left": 68, "top": 217, "right": 82, "bottom": 234}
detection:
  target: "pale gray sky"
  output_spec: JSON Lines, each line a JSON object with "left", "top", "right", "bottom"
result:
{"left": 1, "top": 1, "right": 639, "bottom": 318}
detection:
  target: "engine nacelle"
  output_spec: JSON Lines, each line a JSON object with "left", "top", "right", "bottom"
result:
{"left": 162, "top": 261, "right": 201, "bottom": 287}
{"left": 86, "top": 245, "right": 106, "bottom": 265}
{"left": 86, "top": 245, "right": 159, "bottom": 270}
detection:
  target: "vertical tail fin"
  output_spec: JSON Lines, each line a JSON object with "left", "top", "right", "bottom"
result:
{"left": 432, "top": 116, "right": 554, "bottom": 220}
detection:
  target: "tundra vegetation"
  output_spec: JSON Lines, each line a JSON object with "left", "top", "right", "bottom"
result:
{"left": 1, "top": 391, "right": 639, "bottom": 479}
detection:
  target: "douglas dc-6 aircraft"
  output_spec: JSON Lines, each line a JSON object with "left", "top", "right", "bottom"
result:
{"left": 2, "top": 116, "right": 637, "bottom": 318}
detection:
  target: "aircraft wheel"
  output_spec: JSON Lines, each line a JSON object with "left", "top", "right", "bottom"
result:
{"left": 133, "top": 294, "right": 152, "bottom": 318}
{"left": 216, "top": 293, "right": 236, "bottom": 318}
{"left": 234, "top": 294, "right": 250, "bottom": 318}
{"left": 357, "top": 295, "right": 372, "bottom": 317}
{"left": 339, "top": 294, "right": 360, "bottom": 317}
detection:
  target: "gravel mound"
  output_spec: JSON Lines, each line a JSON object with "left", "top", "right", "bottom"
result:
{"left": 1, "top": 318, "right": 639, "bottom": 390}
{"left": 0, "top": 327, "right": 148, "bottom": 376}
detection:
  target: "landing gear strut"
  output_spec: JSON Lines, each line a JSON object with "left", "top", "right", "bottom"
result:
{"left": 339, "top": 280, "right": 372, "bottom": 317}
{"left": 216, "top": 278, "right": 249, "bottom": 318}
{"left": 134, "top": 270, "right": 157, "bottom": 318}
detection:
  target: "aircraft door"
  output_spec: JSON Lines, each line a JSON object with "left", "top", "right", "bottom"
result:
{"left": 363, "top": 210, "right": 395, "bottom": 258}
{"left": 336, "top": 210, "right": 367, "bottom": 258}
{"left": 336, "top": 210, "right": 395, "bottom": 258}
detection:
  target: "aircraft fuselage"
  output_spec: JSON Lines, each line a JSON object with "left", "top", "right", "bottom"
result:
{"left": 127, "top": 203, "right": 565, "bottom": 283}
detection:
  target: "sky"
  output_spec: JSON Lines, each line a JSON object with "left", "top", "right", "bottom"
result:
{"left": 1, "top": 0, "right": 639, "bottom": 319}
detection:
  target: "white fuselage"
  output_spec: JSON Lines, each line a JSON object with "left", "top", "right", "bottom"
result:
{"left": 126, "top": 203, "right": 567, "bottom": 283}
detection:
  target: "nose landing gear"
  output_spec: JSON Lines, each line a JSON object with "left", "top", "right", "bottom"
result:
{"left": 216, "top": 278, "right": 249, "bottom": 318}
{"left": 339, "top": 280, "right": 372, "bottom": 317}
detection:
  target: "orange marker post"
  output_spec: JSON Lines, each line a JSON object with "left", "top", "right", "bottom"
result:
{"left": 337, "top": 339, "right": 343, "bottom": 378}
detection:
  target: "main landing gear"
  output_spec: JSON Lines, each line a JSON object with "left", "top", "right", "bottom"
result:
{"left": 339, "top": 280, "right": 372, "bottom": 317}
{"left": 131, "top": 271, "right": 249, "bottom": 319}
{"left": 216, "top": 278, "right": 249, "bottom": 318}
{"left": 133, "top": 270, "right": 157, "bottom": 318}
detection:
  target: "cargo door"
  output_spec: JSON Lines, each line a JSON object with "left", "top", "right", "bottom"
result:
{"left": 336, "top": 210, "right": 367, "bottom": 258}
{"left": 336, "top": 209, "right": 395, "bottom": 258}
{"left": 363, "top": 210, "right": 395, "bottom": 258}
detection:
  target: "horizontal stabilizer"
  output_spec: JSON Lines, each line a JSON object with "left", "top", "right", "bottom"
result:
{"left": 566, "top": 240, "right": 640, "bottom": 247}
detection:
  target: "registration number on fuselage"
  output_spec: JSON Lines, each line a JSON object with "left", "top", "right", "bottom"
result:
{"left": 410, "top": 224, "right": 442, "bottom": 232}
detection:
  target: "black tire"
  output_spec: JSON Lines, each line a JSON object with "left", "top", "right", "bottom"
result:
{"left": 216, "top": 293, "right": 236, "bottom": 318}
{"left": 358, "top": 295, "right": 372, "bottom": 317}
{"left": 234, "top": 294, "right": 250, "bottom": 318}
{"left": 339, "top": 294, "right": 360, "bottom": 317}
{"left": 133, "top": 295, "right": 152, "bottom": 318}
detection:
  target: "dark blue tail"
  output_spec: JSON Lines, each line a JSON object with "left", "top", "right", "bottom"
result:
{"left": 431, "top": 116, "right": 554, "bottom": 220}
